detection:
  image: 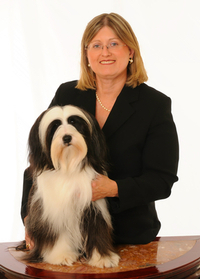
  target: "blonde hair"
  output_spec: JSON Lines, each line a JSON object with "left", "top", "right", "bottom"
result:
{"left": 76, "top": 13, "right": 148, "bottom": 90}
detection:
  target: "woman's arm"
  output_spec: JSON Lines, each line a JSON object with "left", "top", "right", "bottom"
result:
{"left": 107, "top": 96, "right": 179, "bottom": 213}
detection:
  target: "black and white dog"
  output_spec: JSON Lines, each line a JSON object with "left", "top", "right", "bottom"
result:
{"left": 19, "top": 105, "right": 119, "bottom": 268}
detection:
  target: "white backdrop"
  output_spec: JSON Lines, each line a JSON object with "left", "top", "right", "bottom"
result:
{"left": 0, "top": 0, "right": 200, "bottom": 242}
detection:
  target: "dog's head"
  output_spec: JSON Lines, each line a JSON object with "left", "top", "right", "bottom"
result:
{"left": 28, "top": 105, "right": 108, "bottom": 175}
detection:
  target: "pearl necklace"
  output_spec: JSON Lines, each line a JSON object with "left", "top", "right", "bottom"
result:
{"left": 96, "top": 93, "right": 111, "bottom": 112}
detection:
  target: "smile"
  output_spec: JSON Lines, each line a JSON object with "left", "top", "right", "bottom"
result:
{"left": 100, "top": 60, "right": 115, "bottom": 65}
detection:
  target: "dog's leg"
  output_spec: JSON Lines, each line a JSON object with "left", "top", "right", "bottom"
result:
{"left": 88, "top": 248, "right": 120, "bottom": 268}
{"left": 42, "top": 233, "right": 79, "bottom": 266}
{"left": 82, "top": 204, "right": 120, "bottom": 268}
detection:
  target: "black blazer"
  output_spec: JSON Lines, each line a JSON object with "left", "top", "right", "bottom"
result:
{"left": 21, "top": 80, "right": 179, "bottom": 245}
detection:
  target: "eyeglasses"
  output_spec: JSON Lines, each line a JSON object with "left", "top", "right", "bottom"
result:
{"left": 86, "top": 41, "right": 126, "bottom": 52}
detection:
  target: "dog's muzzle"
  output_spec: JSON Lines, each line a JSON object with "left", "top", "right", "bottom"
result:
{"left": 63, "top": 135, "right": 72, "bottom": 145}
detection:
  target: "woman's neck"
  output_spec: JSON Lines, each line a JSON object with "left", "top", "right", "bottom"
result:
{"left": 96, "top": 76, "right": 126, "bottom": 99}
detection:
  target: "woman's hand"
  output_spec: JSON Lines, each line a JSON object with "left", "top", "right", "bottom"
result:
{"left": 24, "top": 216, "right": 34, "bottom": 250}
{"left": 91, "top": 175, "right": 118, "bottom": 201}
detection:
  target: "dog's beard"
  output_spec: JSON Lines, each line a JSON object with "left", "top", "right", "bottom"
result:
{"left": 51, "top": 130, "right": 87, "bottom": 173}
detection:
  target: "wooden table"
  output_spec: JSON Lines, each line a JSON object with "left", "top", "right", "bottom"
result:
{"left": 1, "top": 236, "right": 200, "bottom": 278}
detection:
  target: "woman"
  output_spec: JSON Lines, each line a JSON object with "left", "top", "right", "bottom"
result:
{"left": 21, "top": 13, "right": 179, "bottom": 248}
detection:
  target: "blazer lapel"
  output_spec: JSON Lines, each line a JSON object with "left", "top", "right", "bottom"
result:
{"left": 74, "top": 85, "right": 139, "bottom": 140}
{"left": 102, "top": 86, "right": 139, "bottom": 139}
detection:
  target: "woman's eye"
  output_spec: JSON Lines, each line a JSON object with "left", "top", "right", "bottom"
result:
{"left": 93, "top": 44, "right": 101, "bottom": 49}
{"left": 110, "top": 42, "right": 118, "bottom": 47}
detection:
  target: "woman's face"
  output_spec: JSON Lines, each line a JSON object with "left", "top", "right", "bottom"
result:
{"left": 86, "top": 26, "right": 134, "bottom": 83}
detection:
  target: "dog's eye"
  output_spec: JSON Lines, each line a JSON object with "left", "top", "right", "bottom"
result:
{"left": 52, "top": 120, "right": 62, "bottom": 128}
{"left": 47, "top": 120, "right": 62, "bottom": 136}
{"left": 67, "top": 115, "right": 89, "bottom": 136}
{"left": 68, "top": 116, "right": 76, "bottom": 125}
{"left": 46, "top": 119, "right": 62, "bottom": 150}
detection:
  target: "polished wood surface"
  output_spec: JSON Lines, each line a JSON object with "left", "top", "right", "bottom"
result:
{"left": 1, "top": 236, "right": 200, "bottom": 278}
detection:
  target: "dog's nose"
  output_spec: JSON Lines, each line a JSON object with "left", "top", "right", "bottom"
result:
{"left": 63, "top": 135, "right": 72, "bottom": 144}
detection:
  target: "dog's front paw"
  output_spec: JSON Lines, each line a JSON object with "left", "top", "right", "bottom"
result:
{"left": 59, "top": 255, "right": 76, "bottom": 266}
{"left": 43, "top": 250, "right": 78, "bottom": 266}
{"left": 88, "top": 249, "right": 120, "bottom": 268}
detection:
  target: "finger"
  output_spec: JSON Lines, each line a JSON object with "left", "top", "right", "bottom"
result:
{"left": 91, "top": 180, "right": 97, "bottom": 188}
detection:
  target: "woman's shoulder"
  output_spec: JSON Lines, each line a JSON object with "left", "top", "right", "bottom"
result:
{"left": 138, "top": 83, "right": 171, "bottom": 102}
{"left": 58, "top": 80, "right": 79, "bottom": 91}
{"left": 135, "top": 83, "right": 173, "bottom": 116}
{"left": 49, "top": 80, "right": 81, "bottom": 107}
{"left": 138, "top": 83, "right": 169, "bottom": 97}
{"left": 123, "top": 83, "right": 172, "bottom": 114}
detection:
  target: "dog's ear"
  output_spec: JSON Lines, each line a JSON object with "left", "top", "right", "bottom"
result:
{"left": 28, "top": 111, "right": 53, "bottom": 175}
{"left": 86, "top": 113, "right": 109, "bottom": 175}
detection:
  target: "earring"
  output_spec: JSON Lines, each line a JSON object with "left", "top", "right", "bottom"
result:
{"left": 88, "top": 63, "right": 91, "bottom": 67}
{"left": 129, "top": 58, "right": 133, "bottom": 64}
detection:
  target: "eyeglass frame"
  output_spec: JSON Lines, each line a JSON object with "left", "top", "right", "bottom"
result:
{"left": 85, "top": 41, "right": 127, "bottom": 52}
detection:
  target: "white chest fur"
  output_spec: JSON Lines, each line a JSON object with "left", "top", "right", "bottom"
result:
{"left": 33, "top": 166, "right": 96, "bottom": 227}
